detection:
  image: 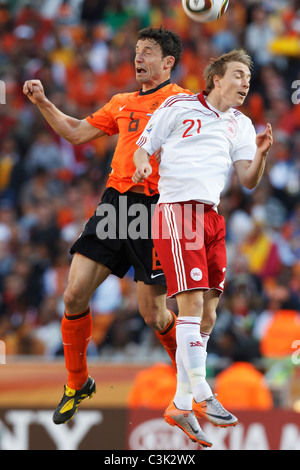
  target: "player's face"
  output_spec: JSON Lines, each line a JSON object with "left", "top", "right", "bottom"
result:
{"left": 217, "top": 61, "right": 251, "bottom": 108}
{"left": 135, "top": 39, "right": 170, "bottom": 90}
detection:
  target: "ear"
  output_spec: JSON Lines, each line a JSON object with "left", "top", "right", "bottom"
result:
{"left": 213, "top": 74, "right": 222, "bottom": 88}
{"left": 164, "top": 55, "right": 175, "bottom": 71}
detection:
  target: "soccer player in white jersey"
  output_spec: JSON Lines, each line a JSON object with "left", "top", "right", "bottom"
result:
{"left": 132, "top": 49, "right": 273, "bottom": 446}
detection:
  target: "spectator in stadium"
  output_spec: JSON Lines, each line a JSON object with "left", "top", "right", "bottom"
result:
{"left": 214, "top": 360, "right": 274, "bottom": 410}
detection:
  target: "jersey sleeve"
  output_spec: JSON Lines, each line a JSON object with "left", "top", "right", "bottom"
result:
{"left": 231, "top": 117, "right": 257, "bottom": 163}
{"left": 136, "top": 106, "right": 176, "bottom": 154}
{"left": 85, "top": 96, "right": 119, "bottom": 136}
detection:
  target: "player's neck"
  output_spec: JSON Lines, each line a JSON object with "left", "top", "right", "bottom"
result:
{"left": 206, "top": 92, "right": 230, "bottom": 114}
{"left": 141, "top": 76, "right": 171, "bottom": 93}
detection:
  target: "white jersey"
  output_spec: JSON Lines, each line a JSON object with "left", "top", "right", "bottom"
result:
{"left": 136, "top": 92, "right": 257, "bottom": 206}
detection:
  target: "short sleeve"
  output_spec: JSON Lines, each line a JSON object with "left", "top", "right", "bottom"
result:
{"left": 136, "top": 106, "right": 177, "bottom": 155}
{"left": 231, "top": 118, "right": 257, "bottom": 163}
{"left": 85, "top": 96, "right": 119, "bottom": 136}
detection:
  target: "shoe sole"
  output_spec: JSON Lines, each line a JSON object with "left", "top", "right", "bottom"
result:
{"left": 193, "top": 410, "right": 238, "bottom": 428}
{"left": 164, "top": 414, "right": 212, "bottom": 448}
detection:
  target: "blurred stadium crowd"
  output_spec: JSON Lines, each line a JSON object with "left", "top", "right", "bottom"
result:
{"left": 0, "top": 0, "right": 299, "bottom": 403}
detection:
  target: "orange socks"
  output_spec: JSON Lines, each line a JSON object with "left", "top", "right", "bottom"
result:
{"left": 155, "top": 310, "right": 177, "bottom": 371}
{"left": 61, "top": 308, "right": 93, "bottom": 390}
{"left": 61, "top": 308, "right": 176, "bottom": 387}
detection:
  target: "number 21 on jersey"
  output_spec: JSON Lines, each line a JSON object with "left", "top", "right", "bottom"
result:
{"left": 182, "top": 119, "right": 202, "bottom": 138}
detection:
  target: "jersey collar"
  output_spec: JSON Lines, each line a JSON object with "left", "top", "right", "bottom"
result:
{"left": 197, "top": 91, "right": 220, "bottom": 117}
{"left": 139, "top": 79, "right": 171, "bottom": 96}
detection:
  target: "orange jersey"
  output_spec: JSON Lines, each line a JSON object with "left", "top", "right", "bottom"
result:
{"left": 86, "top": 81, "right": 192, "bottom": 195}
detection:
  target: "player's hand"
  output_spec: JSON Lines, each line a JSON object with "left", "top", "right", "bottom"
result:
{"left": 256, "top": 123, "right": 273, "bottom": 156}
{"left": 132, "top": 163, "right": 152, "bottom": 183}
{"left": 23, "top": 79, "right": 46, "bottom": 105}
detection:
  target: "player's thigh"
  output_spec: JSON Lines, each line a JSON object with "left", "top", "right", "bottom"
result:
{"left": 206, "top": 213, "right": 227, "bottom": 291}
{"left": 64, "top": 253, "right": 112, "bottom": 311}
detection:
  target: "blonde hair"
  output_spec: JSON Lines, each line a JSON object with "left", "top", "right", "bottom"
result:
{"left": 204, "top": 49, "right": 253, "bottom": 94}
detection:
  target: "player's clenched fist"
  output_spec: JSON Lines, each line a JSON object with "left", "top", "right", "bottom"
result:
{"left": 132, "top": 162, "right": 152, "bottom": 183}
{"left": 23, "top": 80, "right": 46, "bottom": 105}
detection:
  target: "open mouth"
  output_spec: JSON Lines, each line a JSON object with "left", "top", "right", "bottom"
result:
{"left": 238, "top": 91, "right": 247, "bottom": 97}
{"left": 136, "top": 67, "right": 147, "bottom": 74}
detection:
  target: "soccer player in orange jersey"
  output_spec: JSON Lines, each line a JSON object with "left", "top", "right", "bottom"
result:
{"left": 23, "top": 27, "right": 198, "bottom": 433}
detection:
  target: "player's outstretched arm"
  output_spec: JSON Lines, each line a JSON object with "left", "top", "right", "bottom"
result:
{"left": 23, "top": 79, "right": 105, "bottom": 145}
{"left": 132, "top": 147, "right": 152, "bottom": 183}
{"left": 233, "top": 123, "right": 273, "bottom": 189}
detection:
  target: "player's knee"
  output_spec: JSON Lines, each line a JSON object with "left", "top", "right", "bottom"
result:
{"left": 201, "top": 309, "right": 217, "bottom": 332}
{"left": 63, "top": 283, "right": 89, "bottom": 314}
{"left": 177, "top": 290, "right": 204, "bottom": 317}
{"left": 139, "top": 302, "right": 167, "bottom": 331}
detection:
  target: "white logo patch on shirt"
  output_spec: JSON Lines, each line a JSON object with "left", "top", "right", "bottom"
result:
{"left": 227, "top": 120, "right": 237, "bottom": 139}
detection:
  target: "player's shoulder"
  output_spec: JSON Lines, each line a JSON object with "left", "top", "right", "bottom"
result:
{"left": 102, "top": 91, "right": 140, "bottom": 113}
{"left": 166, "top": 83, "right": 193, "bottom": 95}
{"left": 230, "top": 108, "right": 253, "bottom": 127}
{"left": 231, "top": 108, "right": 249, "bottom": 121}
{"left": 160, "top": 83, "right": 193, "bottom": 99}
{"left": 159, "top": 92, "right": 198, "bottom": 110}
{"left": 110, "top": 91, "right": 139, "bottom": 104}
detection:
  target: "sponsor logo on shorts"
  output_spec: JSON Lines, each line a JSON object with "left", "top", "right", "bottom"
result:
{"left": 190, "top": 268, "right": 202, "bottom": 281}
{"left": 150, "top": 273, "right": 164, "bottom": 279}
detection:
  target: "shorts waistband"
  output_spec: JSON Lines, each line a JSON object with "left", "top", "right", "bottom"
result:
{"left": 128, "top": 185, "right": 145, "bottom": 194}
{"left": 105, "top": 187, "right": 158, "bottom": 201}
{"left": 159, "top": 200, "right": 216, "bottom": 212}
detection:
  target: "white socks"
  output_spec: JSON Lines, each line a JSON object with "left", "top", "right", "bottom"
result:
{"left": 200, "top": 330, "right": 210, "bottom": 350}
{"left": 174, "top": 316, "right": 212, "bottom": 410}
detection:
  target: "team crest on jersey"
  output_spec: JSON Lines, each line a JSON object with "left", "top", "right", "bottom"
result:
{"left": 227, "top": 120, "right": 237, "bottom": 139}
{"left": 150, "top": 101, "right": 159, "bottom": 111}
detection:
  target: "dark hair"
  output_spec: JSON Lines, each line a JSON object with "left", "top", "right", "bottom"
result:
{"left": 137, "top": 26, "right": 183, "bottom": 72}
